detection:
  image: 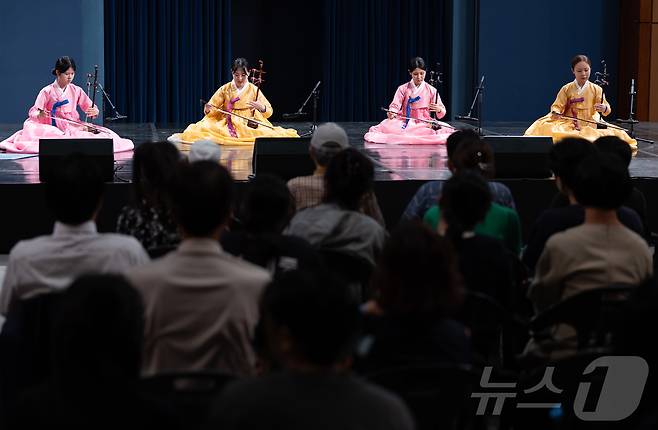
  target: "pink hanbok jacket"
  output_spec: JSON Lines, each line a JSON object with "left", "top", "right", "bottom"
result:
{"left": 364, "top": 80, "right": 454, "bottom": 145}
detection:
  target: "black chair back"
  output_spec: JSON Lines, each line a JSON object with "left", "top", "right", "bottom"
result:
{"left": 140, "top": 371, "right": 236, "bottom": 430}
{"left": 529, "top": 285, "right": 635, "bottom": 349}
{"left": 459, "top": 291, "right": 518, "bottom": 367}
{"left": 366, "top": 363, "right": 480, "bottom": 430}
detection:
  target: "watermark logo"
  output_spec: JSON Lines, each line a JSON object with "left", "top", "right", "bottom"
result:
{"left": 471, "top": 356, "right": 648, "bottom": 421}
{"left": 573, "top": 356, "right": 648, "bottom": 421}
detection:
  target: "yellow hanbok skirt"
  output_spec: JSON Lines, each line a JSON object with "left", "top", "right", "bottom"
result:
{"left": 525, "top": 114, "right": 637, "bottom": 151}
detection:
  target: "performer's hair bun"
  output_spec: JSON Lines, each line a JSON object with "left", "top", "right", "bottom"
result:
{"left": 232, "top": 57, "right": 249, "bottom": 74}
{"left": 409, "top": 57, "right": 426, "bottom": 72}
{"left": 570, "top": 54, "right": 591, "bottom": 69}
{"left": 52, "top": 56, "right": 77, "bottom": 76}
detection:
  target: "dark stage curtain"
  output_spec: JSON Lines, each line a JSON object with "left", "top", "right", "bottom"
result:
{"left": 104, "top": 0, "right": 232, "bottom": 124}
{"left": 322, "top": 0, "right": 448, "bottom": 122}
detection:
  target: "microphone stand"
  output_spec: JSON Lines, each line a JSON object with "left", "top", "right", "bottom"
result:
{"left": 97, "top": 82, "right": 127, "bottom": 123}
{"left": 284, "top": 81, "right": 321, "bottom": 137}
{"left": 456, "top": 75, "right": 485, "bottom": 136}
{"left": 617, "top": 79, "right": 654, "bottom": 144}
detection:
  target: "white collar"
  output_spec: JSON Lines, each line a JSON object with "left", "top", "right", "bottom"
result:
{"left": 53, "top": 220, "right": 97, "bottom": 237}
{"left": 53, "top": 80, "right": 68, "bottom": 98}
{"left": 574, "top": 80, "right": 589, "bottom": 95}
{"left": 408, "top": 80, "right": 425, "bottom": 97}
{"left": 232, "top": 80, "right": 247, "bottom": 95}
{"left": 178, "top": 237, "right": 223, "bottom": 254}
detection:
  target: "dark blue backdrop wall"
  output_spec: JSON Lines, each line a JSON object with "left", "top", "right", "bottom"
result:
{"left": 477, "top": 0, "right": 619, "bottom": 123}
{"left": 0, "top": 0, "right": 104, "bottom": 123}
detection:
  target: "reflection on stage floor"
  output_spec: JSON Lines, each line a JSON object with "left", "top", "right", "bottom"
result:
{"left": 1, "top": 120, "right": 657, "bottom": 184}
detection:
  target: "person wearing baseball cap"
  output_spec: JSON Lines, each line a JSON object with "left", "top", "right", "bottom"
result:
{"left": 288, "top": 123, "right": 384, "bottom": 225}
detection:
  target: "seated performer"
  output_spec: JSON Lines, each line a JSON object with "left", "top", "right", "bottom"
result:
{"left": 525, "top": 54, "right": 637, "bottom": 150}
{"left": 0, "top": 56, "right": 133, "bottom": 154}
{"left": 364, "top": 57, "right": 454, "bottom": 145}
{"left": 170, "top": 58, "right": 299, "bottom": 146}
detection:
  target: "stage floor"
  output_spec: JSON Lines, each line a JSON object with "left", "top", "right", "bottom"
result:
{"left": 0, "top": 121, "right": 657, "bottom": 183}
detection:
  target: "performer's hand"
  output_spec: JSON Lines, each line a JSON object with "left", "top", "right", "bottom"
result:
{"left": 248, "top": 101, "right": 266, "bottom": 113}
{"left": 204, "top": 104, "right": 212, "bottom": 115}
{"left": 387, "top": 111, "right": 397, "bottom": 120}
{"left": 429, "top": 103, "right": 443, "bottom": 114}
{"left": 85, "top": 106, "right": 99, "bottom": 118}
{"left": 551, "top": 112, "right": 561, "bottom": 120}
{"left": 594, "top": 103, "right": 608, "bottom": 113}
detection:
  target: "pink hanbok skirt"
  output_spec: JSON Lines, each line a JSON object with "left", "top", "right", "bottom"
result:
{"left": 364, "top": 118, "right": 455, "bottom": 145}
{"left": 0, "top": 120, "right": 134, "bottom": 154}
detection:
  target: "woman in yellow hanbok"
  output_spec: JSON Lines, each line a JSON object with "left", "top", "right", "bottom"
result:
{"left": 170, "top": 58, "right": 299, "bottom": 146}
{"left": 525, "top": 55, "right": 636, "bottom": 150}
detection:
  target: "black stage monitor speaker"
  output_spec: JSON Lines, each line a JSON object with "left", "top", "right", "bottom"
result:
{"left": 483, "top": 135, "right": 553, "bottom": 179}
{"left": 39, "top": 138, "right": 114, "bottom": 182}
{"left": 252, "top": 137, "right": 315, "bottom": 181}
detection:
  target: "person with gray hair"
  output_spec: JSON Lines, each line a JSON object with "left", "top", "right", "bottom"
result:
{"left": 287, "top": 122, "right": 384, "bottom": 225}
{"left": 188, "top": 139, "right": 222, "bottom": 163}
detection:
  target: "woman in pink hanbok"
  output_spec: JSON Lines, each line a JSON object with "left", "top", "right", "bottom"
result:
{"left": 364, "top": 57, "right": 454, "bottom": 145}
{"left": 0, "top": 57, "right": 133, "bottom": 154}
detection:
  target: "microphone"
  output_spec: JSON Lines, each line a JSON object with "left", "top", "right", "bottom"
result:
{"left": 455, "top": 115, "right": 478, "bottom": 121}
{"left": 631, "top": 78, "right": 635, "bottom": 94}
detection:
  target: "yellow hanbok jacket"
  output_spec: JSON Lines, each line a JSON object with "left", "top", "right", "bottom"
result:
{"left": 179, "top": 81, "right": 299, "bottom": 145}
{"left": 525, "top": 81, "right": 637, "bottom": 150}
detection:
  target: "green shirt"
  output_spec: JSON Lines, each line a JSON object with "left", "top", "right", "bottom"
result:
{"left": 423, "top": 203, "right": 522, "bottom": 256}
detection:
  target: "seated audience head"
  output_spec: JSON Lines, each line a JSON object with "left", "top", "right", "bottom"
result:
{"left": 309, "top": 122, "right": 349, "bottom": 167}
{"left": 594, "top": 136, "right": 632, "bottom": 168}
{"left": 572, "top": 152, "right": 632, "bottom": 210}
{"left": 373, "top": 221, "right": 462, "bottom": 320}
{"left": 324, "top": 148, "right": 374, "bottom": 211}
{"left": 52, "top": 274, "right": 144, "bottom": 388}
{"left": 450, "top": 134, "right": 495, "bottom": 178}
{"left": 189, "top": 139, "right": 222, "bottom": 163}
{"left": 446, "top": 129, "right": 481, "bottom": 162}
{"left": 240, "top": 174, "right": 295, "bottom": 234}
{"left": 439, "top": 171, "right": 492, "bottom": 241}
{"left": 549, "top": 137, "right": 596, "bottom": 195}
{"left": 131, "top": 141, "right": 181, "bottom": 209}
{"left": 261, "top": 270, "right": 360, "bottom": 369}
{"left": 172, "top": 160, "right": 234, "bottom": 238}
{"left": 45, "top": 154, "right": 105, "bottom": 225}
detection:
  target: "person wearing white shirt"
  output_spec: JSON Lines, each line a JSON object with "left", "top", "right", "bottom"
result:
{"left": 0, "top": 154, "right": 149, "bottom": 316}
